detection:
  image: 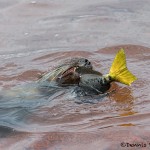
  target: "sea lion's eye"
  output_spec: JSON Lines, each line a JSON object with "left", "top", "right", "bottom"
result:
{"left": 85, "top": 59, "right": 88, "bottom": 63}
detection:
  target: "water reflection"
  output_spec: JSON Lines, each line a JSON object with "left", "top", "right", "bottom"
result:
{"left": 118, "top": 123, "right": 136, "bottom": 127}
{"left": 109, "top": 83, "right": 134, "bottom": 105}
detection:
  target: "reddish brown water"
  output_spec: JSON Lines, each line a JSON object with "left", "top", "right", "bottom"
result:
{"left": 0, "top": 1, "right": 150, "bottom": 150}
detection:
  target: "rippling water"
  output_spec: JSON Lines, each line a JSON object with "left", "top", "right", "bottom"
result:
{"left": 0, "top": 0, "right": 150, "bottom": 150}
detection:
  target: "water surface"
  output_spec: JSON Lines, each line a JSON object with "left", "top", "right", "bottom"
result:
{"left": 0, "top": 0, "right": 150, "bottom": 150}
